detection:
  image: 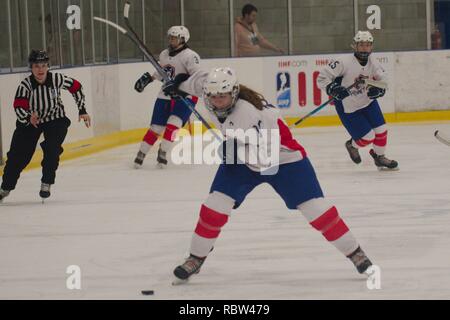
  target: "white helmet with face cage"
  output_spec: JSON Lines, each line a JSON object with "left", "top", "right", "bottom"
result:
{"left": 352, "top": 31, "right": 374, "bottom": 62}
{"left": 353, "top": 30, "right": 374, "bottom": 43}
{"left": 167, "top": 26, "right": 190, "bottom": 43}
{"left": 203, "top": 67, "right": 240, "bottom": 119}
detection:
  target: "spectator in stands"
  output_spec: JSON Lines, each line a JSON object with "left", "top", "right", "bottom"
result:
{"left": 234, "top": 3, "right": 285, "bottom": 57}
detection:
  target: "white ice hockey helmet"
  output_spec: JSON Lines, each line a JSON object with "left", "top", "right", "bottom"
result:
{"left": 203, "top": 67, "right": 240, "bottom": 118}
{"left": 167, "top": 26, "right": 190, "bottom": 43}
{"left": 353, "top": 31, "right": 374, "bottom": 43}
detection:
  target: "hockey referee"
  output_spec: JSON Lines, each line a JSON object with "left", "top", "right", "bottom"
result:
{"left": 0, "top": 50, "right": 91, "bottom": 202}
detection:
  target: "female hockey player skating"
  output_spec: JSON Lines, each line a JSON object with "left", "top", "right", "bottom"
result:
{"left": 163, "top": 67, "right": 374, "bottom": 284}
{"left": 133, "top": 26, "right": 201, "bottom": 168}
{"left": 317, "top": 31, "right": 398, "bottom": 170}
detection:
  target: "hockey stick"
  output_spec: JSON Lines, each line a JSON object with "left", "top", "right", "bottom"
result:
{"left": 290, "top": 80, "right": 362, "bottom": 127}
{"left": 93, "top": 8, "right": 222, "bottom": 142}
{"left": 121, "top": 2, "right": 222, "bottom": 142}
{"left": 123, "top": 3, "right": 169, "bottom": 82}
{"left": 434, "top": 130, "right": 450, "bottom": 146}
{"left": 364, "top": 79, "right": 387, "bottom": 90}
{"left": 93, "top": 16, "right": 159, "bottom": 73}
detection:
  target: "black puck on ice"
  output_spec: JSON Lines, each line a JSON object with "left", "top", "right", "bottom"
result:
{"left": 141, "top": 290, "right": 154, "bottom": 295}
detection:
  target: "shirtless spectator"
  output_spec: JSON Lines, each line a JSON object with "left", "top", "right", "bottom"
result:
{"left": 234, "top": 4, "right": 285, "bottom": 57}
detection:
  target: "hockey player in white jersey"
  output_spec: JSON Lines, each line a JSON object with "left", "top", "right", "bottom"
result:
{"left": 162, "top": 67, "right": 373, "bottom": 283}
{"left": 317, "top": 31, "right": 398, "bottom": 170}
{"left": 133, "top": 26, "right": 201, "bottom": 168}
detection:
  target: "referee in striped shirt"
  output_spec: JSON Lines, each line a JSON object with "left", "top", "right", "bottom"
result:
{"left": 0, "top": 50, "right": 91, "bottom": 202}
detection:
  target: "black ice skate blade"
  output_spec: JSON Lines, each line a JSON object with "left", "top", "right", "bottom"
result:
{"left": 377, "top": 166, "right": 400, "bottom": 172}
{"left": 156, "top": 162, "right": 167, "bottom": 169}
{"left": 172, "top": 277, "right": 189, "bottom": 286}
{"left": 133, "top": 159, "right": 144, "bottom": 168}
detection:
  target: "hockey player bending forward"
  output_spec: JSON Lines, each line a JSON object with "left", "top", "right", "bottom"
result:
{"left": 163, "top": 67, "right": 374, "bottom": 284}
{"left": 317, "top": 31, "right": 398, "bottom": 170}
{"left": 133, "top": 26, "right": 201, "bottom": 168}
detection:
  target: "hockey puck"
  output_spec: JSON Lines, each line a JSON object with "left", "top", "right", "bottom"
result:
{"left": 141, "top": 290, "right": 154, "bottom": 295}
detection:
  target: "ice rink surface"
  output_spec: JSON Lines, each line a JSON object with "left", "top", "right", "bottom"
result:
{"left": 1, "top": 122, "right": 449, "bottom": 300}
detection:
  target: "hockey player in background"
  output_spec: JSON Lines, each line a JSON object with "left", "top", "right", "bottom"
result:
{"left": 133, "top": 26, "right": 201, "bottom": 169}
{"left": 162, "top": 67, "right": 374, "bottom": 284}
{"left": 317, "top": 31, "right": 398, "bottom": 170}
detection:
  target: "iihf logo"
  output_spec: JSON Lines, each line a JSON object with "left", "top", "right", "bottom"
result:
{"left": 276, "top": 72, "right": 291, "bottom": 108}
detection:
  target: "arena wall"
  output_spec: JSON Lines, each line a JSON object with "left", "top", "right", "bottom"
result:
{"left": 1, "top": 49, "right": 450, "bottom": 160}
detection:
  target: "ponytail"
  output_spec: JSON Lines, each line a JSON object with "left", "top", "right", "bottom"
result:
{"left": 238, "top": 85, "right": 274, "bottom": 110}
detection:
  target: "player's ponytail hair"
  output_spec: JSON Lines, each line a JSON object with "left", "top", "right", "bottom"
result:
{"left": 238, "top": 85, "right": 273, "bottom": 110}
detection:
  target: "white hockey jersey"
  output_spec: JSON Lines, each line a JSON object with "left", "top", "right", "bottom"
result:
{"left": 153, "top": 47, "right": 201, "bottom": 100}
{"left": 180, "top": 70, "right": 307, "bottom": 172}
{"left": 317, "top": 54, "right": 387, "bottom": 113}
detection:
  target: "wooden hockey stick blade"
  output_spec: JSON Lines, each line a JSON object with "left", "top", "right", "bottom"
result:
{"left": 124, "top": 2, "right": 131, "bottom": 19}
{"left": 435, "top": 130, "right": 450, "bottom": 146}
{"left": 94, "top": 16, "right": 158, "bottom": 75}
{"left": 93, "top": 17, "right": 127, "bottom": 34}
{"left": 122, "top": 3, "right": 170, "bottom": 83}
{"left": 364, "top": 79, "right": 387, "bottom": 90}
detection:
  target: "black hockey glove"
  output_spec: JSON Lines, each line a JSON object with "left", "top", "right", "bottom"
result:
{"left": 218, "top": 138, "right": 246, "bottom": 165}
{"left": 134, "top": 72, "right": 153, "bottom": 93}
{"left": 367, "top": 86, "right": 386, "bottom": 99}
{"left": 162, "top": 73, "right": 190, "bottom": 98}
{"left": 326, "top": 82, "right": 350, "bottom": 101}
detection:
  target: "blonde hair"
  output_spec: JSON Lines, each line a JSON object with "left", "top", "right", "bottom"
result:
{"left": 238, "top": 84, "right": 272, "bottom": 110}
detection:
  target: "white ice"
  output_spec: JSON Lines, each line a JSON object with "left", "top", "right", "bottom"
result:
{"left": 1, "top": 122, "right": 449, "bottom": 299}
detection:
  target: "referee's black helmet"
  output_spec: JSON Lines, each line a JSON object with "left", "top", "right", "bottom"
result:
{"left": 28, "top": 50, "right": 50, "bottom": 67}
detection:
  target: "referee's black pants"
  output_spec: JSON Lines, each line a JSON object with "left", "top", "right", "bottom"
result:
{"left": 1, "top": 117, "right": 71, "bottom": 191}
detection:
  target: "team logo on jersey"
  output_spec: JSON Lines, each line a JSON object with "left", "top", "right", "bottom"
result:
{"left": 352, "top": 75, "right": 368, "bottom": 95}
{"left": 276, "top": 72, "right": 291, "bottom": 108}
{"left": 162, "top": 65, "right": 175, "bottom": 79}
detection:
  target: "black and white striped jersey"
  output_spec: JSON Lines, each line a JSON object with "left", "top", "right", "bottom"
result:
{"left": 13, "top": 72, "right": 87, "bottom": 125}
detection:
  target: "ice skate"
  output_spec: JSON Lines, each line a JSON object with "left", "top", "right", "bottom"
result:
{"left": 345, "top": 139, "right": 361, "bottom": 164}
{"left": 369, "top": 149, "right": 399, "bottom": 171}
{"left": 156, "top": 146, "right": 168, "bottom": 169}
{"left": 172, "top": 254, "right": 206, "bottom": 285}
{"left": 133, "top": 151, "right": 146, "bottom": 169}
{"left": 0, "top": 189, "right": 10, "bottom": 203}
{"left": 39, "top": 183, "right": 51, "bottom": 203}
{"left": 347, "top": 246, "right": 373, "bottom": 275}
